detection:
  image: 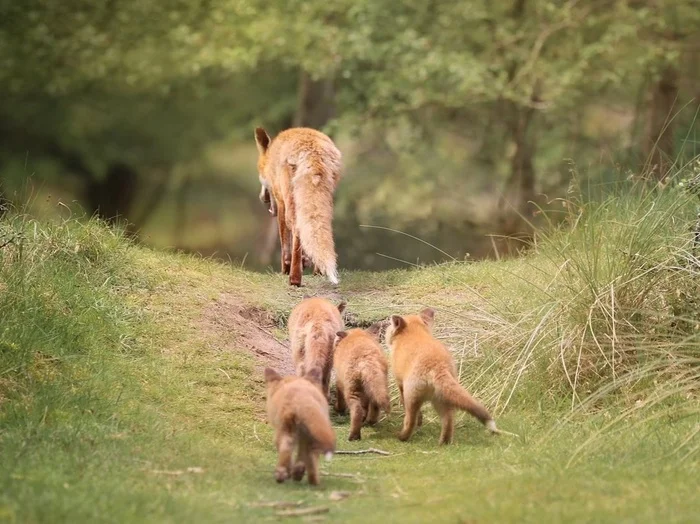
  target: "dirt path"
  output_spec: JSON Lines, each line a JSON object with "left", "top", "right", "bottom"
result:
{"left": 202, "top": 292, "right": 295, "bottom": 375}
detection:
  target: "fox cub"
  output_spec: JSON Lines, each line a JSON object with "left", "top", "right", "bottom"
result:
{"left": 288, "top": 297, "right": 345, "bottom": 400}
{"left": 264, "top": 367, "right": 336, "bottom": 485}
{"left": 386, "top": 308, "right": 504, "bottom": 445}
{"left": 333, "top": 325, "right": 391, "bottom": 441}
{"left": 254, "top": 127, "right": 342, "bottom": 287}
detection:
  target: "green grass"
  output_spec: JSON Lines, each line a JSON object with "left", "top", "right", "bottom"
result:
{"left": 1, "top": 179, "right": 699, "bottom": 523}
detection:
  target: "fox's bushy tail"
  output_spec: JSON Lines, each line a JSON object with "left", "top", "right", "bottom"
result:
{"left": 364, "top": 369, "right": 391, "bottom": 415}
{"left": 292, "top": 162, "right": 339, "bottom": 285}
{"left": 296, "top": 405, "right": 336, "bottom": 459}
{"left": 434, "top": 371, "right": 495, "bottom": 428}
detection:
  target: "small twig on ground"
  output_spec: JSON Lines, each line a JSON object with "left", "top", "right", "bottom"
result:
{"left": 147, "top": 466, "right": 204, "bottom": 476}
{"left": 275, "top": 506, "right": 329, "bottom": 517}
{"left": 248, "top": 501, "right": 302, "bottom": 509}
{"left": 149, "top": 469, "right": 184, "bottom": 476}
{"left": 320, "top": 472, "right": 366, "bottom": 481}
{"left": 335, "top": 448, "right": 390, "bottom": 456}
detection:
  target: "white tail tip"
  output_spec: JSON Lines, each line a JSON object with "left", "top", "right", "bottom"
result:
{"left": 326, "top": 269, "right": 339, "bottom": 286}
{"left": 486, "top": 419, "right": 520, "bottom": 437}
{"left": 324, "top": 452, "right": 333, "bottom": 462}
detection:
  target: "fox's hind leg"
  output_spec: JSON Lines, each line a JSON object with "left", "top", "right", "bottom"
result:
{"left": 335, "top": 380, "right": 347, "bottom": 414}
{"left": 276, "top": 200, "right": 291, "bottom": 275}
{"left": 289, "top": 230, "right": 303, "bottom": 287}
{"left": 305, "top": 449, "right": 320, "bottom": 485}
{"left": 347, "top": 392, "right": 365, "bottom": 441}
{"left": 398, "top": 385, "right": 423, "bottom": 442}
{"left": 398, "top": 382, "right": 421, "bottom": 428}
{"left": 274, "top": 431, "right": 295, "bottom": 483}
{"left": 366, "top": 402, "right": 380, "bottom": 425}
{"left": 292, "top": 437, "right": 309, "bottom": 482}
{"left": 433, "top": 400, "right": 455, "bottom": 445}
{"left": 322, "top": 360, "right": 333, "bottom": 401}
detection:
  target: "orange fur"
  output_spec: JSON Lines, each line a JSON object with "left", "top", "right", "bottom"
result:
{"left": 288, "top": 297, "right": 345, "bottom": 400}
{"left": 386, "top": 308, "right": 500, "bottom": 445}
{"left": 333, "top": 327, "right": 391, "bottom": 441}
{"left": 264, "top": 368, "right": 336, "bottom": 485}
{"left": 254, "top": 127, "right": 342, "bottom": 286}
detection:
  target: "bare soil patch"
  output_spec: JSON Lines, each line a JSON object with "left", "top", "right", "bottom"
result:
{"left": 202, "top": 293, "right": 295, "bottom": 375}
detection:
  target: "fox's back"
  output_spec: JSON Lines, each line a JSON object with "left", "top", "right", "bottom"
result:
{"left": 335, "top": 329, "right": 387, "bottom": 379}
{"left": 266, "top": 128, "right": 341, "bottom": 182}
{"left": 267, "top": 377, "right": 328, "bottom": 426}
{"left": 288, "top": 298, "right": 343, "bottom": 336}
{"left": 391, "top": 323, "right": 455, "bottom": 381}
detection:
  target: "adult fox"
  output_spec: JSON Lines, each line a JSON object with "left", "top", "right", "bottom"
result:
{"left": 254, "top": 127, "right": 342, "bottom": 286}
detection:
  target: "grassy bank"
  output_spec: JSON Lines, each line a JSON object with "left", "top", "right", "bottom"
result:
{"left": 1, "top": 181, "right": 699, "bottom": 522}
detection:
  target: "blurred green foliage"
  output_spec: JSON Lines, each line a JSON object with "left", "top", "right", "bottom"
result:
{"left": 0, "top": 0, "right": 698, "bottom": 269}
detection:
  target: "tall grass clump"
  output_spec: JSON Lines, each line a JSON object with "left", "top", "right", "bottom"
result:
{"left": 539, "top": 178, "right": 699, "bottom": 397}
{"left": 441, "top": 165, "right": 700, "bottom": 460}
{"left": 0, "top": 212, "right": 148, "bottom": 511}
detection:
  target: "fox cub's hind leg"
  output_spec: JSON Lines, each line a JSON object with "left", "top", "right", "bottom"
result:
{"left": 335, "top": 381, "right": 347, "bottom": 415}
{"left": 433, "top": 401, "right": 455, "bottom": 445}
{"left": 347, "top": 393, "right": 365, "bottom": 441}
{"left": 274, "top": 431, "right": 295, "bottom": 483}
{"left": 292, "top": 438, "right": 309, "bottom": 482}
{"left": 399, "top": 388, "right": 423, "bottom": 442}
{"left": 305, "top": 449, "right": 321, "bottom": 486}
{"left": 366, "top": 402, "right": 380, "bottom": 425}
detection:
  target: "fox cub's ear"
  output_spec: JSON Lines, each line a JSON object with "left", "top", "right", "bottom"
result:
{"left": 391, "top": 315, "right": 406, "bottom": 332}
{"left": 337, "top": 301, "right": 347, "bottom": 314}
{"left": 305, "top": 368, "right": 323, "bottom": 385}
{"left": 254, "top": 127, "right": 271, "bottom": 154}
{"left": 335, "top": 331, "right": 348, "bottom": 345}
{"left": 419, "top": 308, "right": 435, "bottom": 327}
{"left": 366, "top": 322, "right": 384, "bottom": 337}
{"left": 264, "top": 367, "right": 281, "bottom": 384}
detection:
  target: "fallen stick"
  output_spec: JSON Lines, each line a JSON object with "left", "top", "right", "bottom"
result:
{"left": 275, "top": 506, "right": 329, "bottom": 517}
{"left": 321, "top": 472, "right": 365, "bottom": 480}
{"left": 248, "top": 501, "right": 302, "bottom": 509}
{"left": 335, "top": 448, "right": 390, "bottom": 456}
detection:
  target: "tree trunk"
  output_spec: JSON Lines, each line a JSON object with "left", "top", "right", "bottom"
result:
{"left": 645, "top": 64, "right": 678, "bottom": 181}
{"left": 0, "top": 181, "right": 8, "bottom": 217}
{"left": 492, "top": 0, "right": 538, "bottom": 258}
{"left": 0, "top": 122, "right": 168, "bottom": 233}
{"left": 292, "top": 71, "right": 336, "bottom": 131}
{"left": 173, "top": 175, "right": 191, "bottom": 248}
{"left": 85, "top": 162, "right": 138, "bottom": 229}
{"left": 496, "top": 103, "right": 537, "bottom": 255}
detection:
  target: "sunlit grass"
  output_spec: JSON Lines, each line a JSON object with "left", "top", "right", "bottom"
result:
{"left": 1, "top": 172, "right": 699, "bottom": 522}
